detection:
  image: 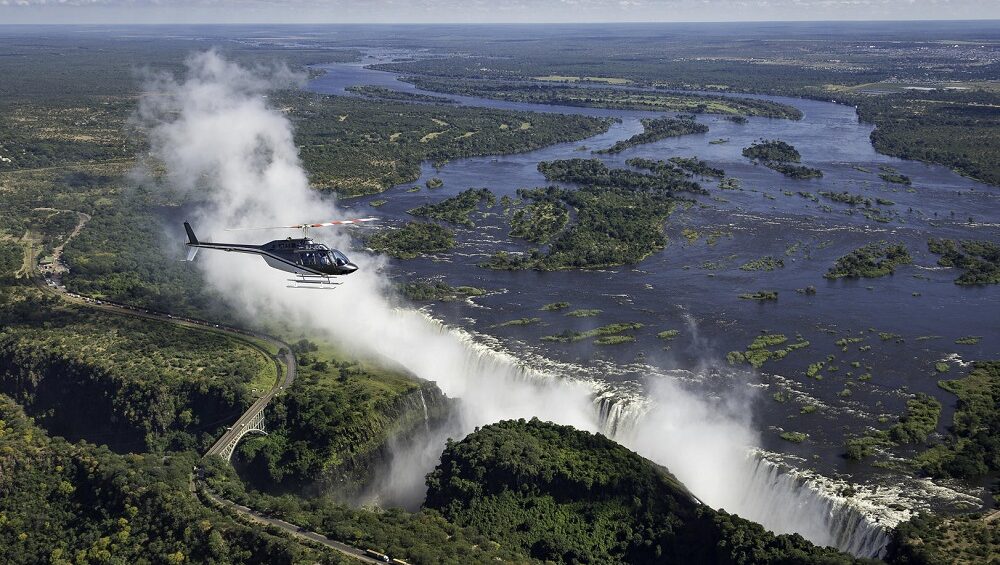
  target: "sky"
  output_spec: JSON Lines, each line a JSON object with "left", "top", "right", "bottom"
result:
{"left": 0, "top": 0, "right": 998, "bottom": 24}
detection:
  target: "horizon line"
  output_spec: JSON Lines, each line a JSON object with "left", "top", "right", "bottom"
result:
{"left": 1, "top": 18, "right": 999, "bottom": 26}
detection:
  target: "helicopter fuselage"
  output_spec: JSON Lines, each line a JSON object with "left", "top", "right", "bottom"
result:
{"left": 184, "top": 222, "right": 358, "bottom": 277}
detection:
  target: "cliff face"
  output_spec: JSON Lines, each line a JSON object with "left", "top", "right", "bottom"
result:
{"left": 235, "top": 378, "right": 453, "bottom": 499}
{"left": 315, "top": 380, "right": 453, "bottom": 498}
{"left": 0, "top": 337, "right": 249, "bottom": 452}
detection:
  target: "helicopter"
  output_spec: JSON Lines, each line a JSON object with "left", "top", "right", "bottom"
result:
{"left": 183, "top": 218, "right": 376, "bottom": 287}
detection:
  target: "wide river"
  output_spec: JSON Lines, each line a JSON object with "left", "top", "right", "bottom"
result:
{"left": 306, "top": 51, "right": 998, "bottom": 505}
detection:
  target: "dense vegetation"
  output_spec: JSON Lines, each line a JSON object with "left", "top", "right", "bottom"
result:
{"left": 485, "top": 188, "right": 676, "bottom": 271}
{"left": 666, "top": 156, "right": 725, "bottom": 178}
{"left": 202, "top": 458, "right": 532, "bottom": 565}
{"left": 727, "top": 334, "right": 811, "bottom": 369}
{"left": 408, "top": 188, "right": 496, "bottom": 227}
{"left": 825, "top": 242, "right": 912, "bottom": 279}
{"left": 539, "top": 158, "right": 704, "bottom": 194}
{"left": 400, "top": 279, "right": 487, "bottom": 302}
{"left": 345, "top": 84, "right": 458, "bottom": 104}
{"left": 742, "top": 140, "right": 822, "bottom": 179}
{"left": 508, "top": 195, "right": 570, "bottom": 244}
{"left": 741, "top": 256, "right": 785, "bottom": 271}
{"left": 768, "top": 163, "right": 824, "bottom": 179}
{"left": 849, "top": 89, "right": 1000, "bottom": 186}
{"left": 541, "top": 322, "right": 644, "bottom": 344}
{"left": 0, "top": 166, "right": 224, "bottom": 318}
{"left": 235, "top": 341, "right": 441, "bottom": 496}
{"left": 480, "top": 158, "right": 711, "bottom": 270}
{"left": 887, "top": 511, "right": 1000, "bottom": 565}
{"left": 916, "top": 362, "right": 1000, "bottom": 481}
{"left": 742, "top": 139, "right": 802, "bottom": 162}
{"left": 285, "top": 91, "right": 613, "bottom": 196}
{"left": 0, "top": 303, "right": 270, "bottom": 453}
{"left": 595, "top": 115, "right": 708, "bottom": 154}
{"left": 367, "top": 222, "right": 456, "bottom": 259}
{"left": 0, "top": 396, "right": 331, "bottom": 564}
{"left": 927, "top": 239, "right": 1000, "bottom": 285}
{"left": 844, "top": 394, "right": 942, "bottom": 461}
{"left": 393, "top": 76, "right": 803, "bottom": 119}
{"left": 424, "top": 418, "right": 859, "bottom": 564}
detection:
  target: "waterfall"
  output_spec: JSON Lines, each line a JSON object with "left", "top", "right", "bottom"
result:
{"left": 592, "top": 394, "right": 894, "bottom": 558}
{"left": 733, "top": 456, "right": 892, "bottom": 558}
{"left": 417, "top": 389, "right": 430, "bottom": 431}
{"left": 361, "top": 315, "right": 897, "bottom": 558}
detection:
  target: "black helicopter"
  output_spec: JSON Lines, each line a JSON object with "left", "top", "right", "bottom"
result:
{"left": 183, "top": 218, "right": 375, "bottom": 287}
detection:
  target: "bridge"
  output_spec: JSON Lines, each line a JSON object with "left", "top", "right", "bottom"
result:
{"left": 206, "top": 398, "right": 269, "bottom": 460}
{"left": 205, "top": 345, "right": 295, "bottom": 461}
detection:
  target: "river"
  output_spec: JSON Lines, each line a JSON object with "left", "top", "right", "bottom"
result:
{"left": 304, "top": 50, "right": 998, "bottom": 555}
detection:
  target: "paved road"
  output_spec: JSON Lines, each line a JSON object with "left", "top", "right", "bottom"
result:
{"left": 27, "top": 226, "right": 384, "bottom": 564}
{"left": 204, "top": 334, "right": 296, "bottom": 458}
{"left": 202, "top": 489, "right": 385, "bottom": 564}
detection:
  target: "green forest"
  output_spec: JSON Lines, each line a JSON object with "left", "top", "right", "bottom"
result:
{"left": 0, "top": 397, "right": 338, "bottom": 564}
{"left": 825, "top": 242, "right": 913, "bottom": 279}
{"left": 0, "top": 302, "right": 270, "bottom": 453}
{"left": 408, "top": 188, "right": 496, "bottom": 227}
{"left": 595, "top": 115, "right": 709, "bottom": 154}
{"left": 283, "top": 91, "right": 612, "bottom": 196}
{"left": 927, "top": 239, "right": 1000, "bottom": 285}
{"left": 424, "top": 418, "right": 862, "bottom": 564}
{"left": 236, "top": 339, "right": 440, "bottom": 496}
{"left": 366, "top": 221, "right": 457, "bottom": 258}
{"left": 742, "top": 140, "right": 823, "bottom": 179}
{"left": 393, "top": 76, "right": 804, "bottom": 119}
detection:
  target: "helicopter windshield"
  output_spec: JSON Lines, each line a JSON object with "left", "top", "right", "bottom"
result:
{"left": 332, "top": 250, "right": 349, "bottom": 266}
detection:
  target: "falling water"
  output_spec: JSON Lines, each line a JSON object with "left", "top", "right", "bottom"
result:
{"left": 418, "top": 389, "right": 430, "bottom": 432}
{"left": 419, "top": 321, "right": 897, "bottom": 558}
{"left": 735, "top": 456, "right": 893, "bottom": 558}
{"left": 593, "top": 393, "right": 895, "bottom": 558}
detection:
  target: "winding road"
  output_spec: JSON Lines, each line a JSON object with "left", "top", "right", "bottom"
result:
{"left": 25, "top": 214, "right": 385, "bottom": 564}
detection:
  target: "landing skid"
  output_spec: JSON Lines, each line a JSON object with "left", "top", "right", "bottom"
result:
{"left": 287, "top": 276, "right": 342, "bottom": 289}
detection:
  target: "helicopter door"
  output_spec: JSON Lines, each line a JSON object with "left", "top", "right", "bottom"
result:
{"left": 262, "top": 254, "right": 311, "bottom": 275}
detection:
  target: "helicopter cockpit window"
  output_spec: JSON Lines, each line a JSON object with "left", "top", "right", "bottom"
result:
{"left": 332, "top": 250, "right": 349, "bottom": 266}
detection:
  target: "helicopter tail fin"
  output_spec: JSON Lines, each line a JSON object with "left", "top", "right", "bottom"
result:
{"left": 184, "top": 222, "right": 199, "bottom": 245}
{"left": 183, "top": 222, "right": 200, "bottom": 262}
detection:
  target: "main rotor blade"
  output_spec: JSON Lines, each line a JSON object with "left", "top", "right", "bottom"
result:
{"left": 303, "top": 218, "right": 378, "bottom": 228}
{"left": 225, "top": 218, "right": 377, "bottom": 231}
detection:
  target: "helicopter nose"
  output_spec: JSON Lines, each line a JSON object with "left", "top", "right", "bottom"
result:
{"left": 344, "top": 262, "right": 359, "bottom": 274}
